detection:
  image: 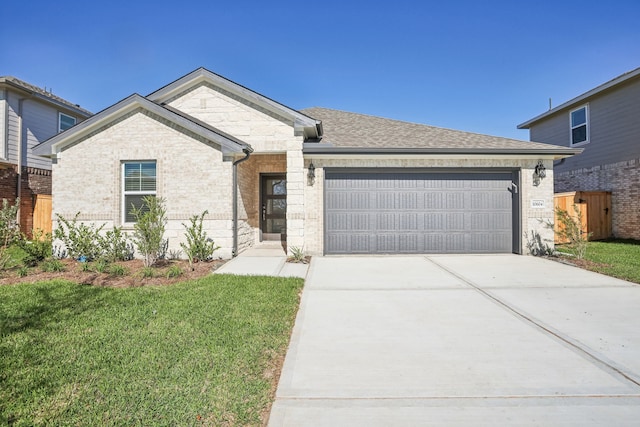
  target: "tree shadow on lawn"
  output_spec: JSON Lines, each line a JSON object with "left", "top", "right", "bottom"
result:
{"left": 0, "top": 280, "right": 106, "bottom": 337}
{"left": 0, "top": 281, "right": 111, "bottom": 425}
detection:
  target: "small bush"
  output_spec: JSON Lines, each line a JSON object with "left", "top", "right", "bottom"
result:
{"left": 180, "top": 210, "right": 219, "bottom": 268}
{"left": 0, "top": 198, "right": 21, "bottom": 270}
{"left": 94, "top": 259, "right": 110, "bottom": 273}
{"left": 168, "top": 249, "right": 183, "bottom": 260}
{"left": 79, "top": 262, "right": 91, "bottom": 272}
{"left": 166, "top": 265, "right": 183, "bottom": 278}
{"left": 99, "top": 227, "right": 134, "bottom": 262}
{"left": 18, "top": 229, "right": 53, "bottom": 267}
{"left": 139, "top": 266, "right": 155, "bottom": 278}
{"left": 109, "top": 264, "right": 128, "bottom": 277}
{"left": 54, "top": 213, "right": 104, "bottom": 261}
{"left": 41, "top": 259, "right": 65, "bottom": 272}
{"left": 16, "top": 266, "right": 28, "bottom": 277}
{"left": 553, "top": 205, "right": 592, "bottom": 260}
{"left": 131, "top": 197, "right": 167, "bottom": 267}
{"left": 288, "top": 246, "right": 307, "bottom": 263}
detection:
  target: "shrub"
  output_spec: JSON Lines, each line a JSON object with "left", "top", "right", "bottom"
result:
{"left": 98, "top": 227, "right": 134, "bottom": 262}
{"left": 0, "top": 198, "right": 20, "bottom": 247}
{"left": 18, "top": 229, "right": 53, "bottom": 267}
{"left": 94, "top": 259, "right": 110, "bottom": 273}
{"left": 41, "top": 259, "right": 65, "bottom": 272}
{"left": 166, "top": 265, "right": 183, "bottom": 278}
{"left": 288, "top": 246, "right": 307, "bottom": 263}
{"left": 554, "top": 205, "right": 592, "bottom": 260}
{"left": 525, "top": 230, "right": 554, "bottom": 257}
{"left": 16, "top": 266, "right": 28, "bottom": 277}
{"left": 131, "top": 197, "right": 167, "bottom": 267}
{"left": 79, "top": 262, "right": 91, "bottom": 272}
{"left": 168, "top": 249, "right": 183, "bottom": 260}
{"left": 109, "top": 264, "right": 128, "bottom": 277}
{"left": 0, "top": 198, "right": 21, "bottom": 270}
{"left": 54, "top": 213, "right": 104, "bottom": 261}
{"left": 139, "top": 266, "right": 155, "bottom": 278}
{"left": 180, "top": 210, "right": 220, "bottom": 268}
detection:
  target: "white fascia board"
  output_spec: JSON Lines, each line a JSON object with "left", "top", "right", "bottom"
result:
{"left": 33, "top": 94, "right": 250, "bottom": 157}
{"left": 148, "top": 68, "right": 320, "bottom": 137}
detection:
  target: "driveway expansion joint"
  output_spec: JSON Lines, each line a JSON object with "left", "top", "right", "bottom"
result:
{"left": 425, "top": 256, "right": 640, "bottom": 390}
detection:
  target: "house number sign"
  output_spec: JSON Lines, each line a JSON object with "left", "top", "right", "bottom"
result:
{"left": 531, "top": 199, "right": 545, "bottom": 209}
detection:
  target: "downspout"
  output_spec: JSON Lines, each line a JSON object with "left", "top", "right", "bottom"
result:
{"left": 232, "top": 148, "right": 251, "bottom": 257}
{"left": 16, "top": 97, "right": 26, "bottom": 228}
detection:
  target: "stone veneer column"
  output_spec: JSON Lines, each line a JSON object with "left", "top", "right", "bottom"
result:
{"left": 286, "top": 148, "right": 305, "bottom": 254}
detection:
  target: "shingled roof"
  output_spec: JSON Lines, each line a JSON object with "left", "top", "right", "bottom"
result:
{"left": 301, "top": 107, "right": 579, "bottom": 156}
{"left": 0, "top": 76, "right": 92, "bottom": 117}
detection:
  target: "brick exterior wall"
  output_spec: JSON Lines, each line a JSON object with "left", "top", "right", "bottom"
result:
{"left": 237, "top": 154, "right": 287, "bottom": 252}
{"left": 302, "top": 158, "right": 555, "bottom": 256}
{"left": 167, "top": 84, "right": 303, "bottom": 255}
{"left": 0, "top": 165, "right": 51, "bottom": 236}
{"left": 555, "top": 158, "right": 640, "bottom": 239}
{"left": 52, "top": 110, "right": 237, "bottom": 259}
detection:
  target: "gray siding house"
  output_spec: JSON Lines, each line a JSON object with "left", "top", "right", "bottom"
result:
{"left": 0, "top": 77, "right": 92, "bottom": 234}
{"left": 518, "top": 67, "right": 640, "bottom": 240}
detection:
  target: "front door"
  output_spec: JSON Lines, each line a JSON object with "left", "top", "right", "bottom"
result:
{"left": 261, "top": 174, "right": 287, "bottom": 241}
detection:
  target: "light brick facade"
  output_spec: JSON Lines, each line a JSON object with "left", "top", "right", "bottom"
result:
{"left": 45, "top": 69, "right": 563, "bottom": 260}
{"left": 52, "top": 109, "right": 237, "bottom": 258}
{"left": 555, "top": 158, "right": 640, "bottom": 239}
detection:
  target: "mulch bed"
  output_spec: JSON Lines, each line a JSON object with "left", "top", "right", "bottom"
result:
{"left": 0, "top": 258, "right": 227, "bottom": 287}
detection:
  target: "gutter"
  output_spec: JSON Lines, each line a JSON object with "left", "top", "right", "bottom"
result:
{"left": 302, "top": 145, "right": 582, "bottom": 157}
{"left": 232, "top": 148, "right": 252, "bottom": 257}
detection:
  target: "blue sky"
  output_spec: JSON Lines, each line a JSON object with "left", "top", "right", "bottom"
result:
{"left": 2, "top": 0, "right": 639, "bottom": 140}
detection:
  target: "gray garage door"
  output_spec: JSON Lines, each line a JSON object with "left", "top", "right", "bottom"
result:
{"left": 325, "top": 171, "right": 517, "bottom": 254}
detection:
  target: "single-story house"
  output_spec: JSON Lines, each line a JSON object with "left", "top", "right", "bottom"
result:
{"left": 33, "top": 68, "right": 580, "bottom": 258}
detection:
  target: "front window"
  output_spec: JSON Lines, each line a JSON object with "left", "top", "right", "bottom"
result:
{"left": 58, "top": 113, "right": 76, "bottom": 132}
{"left": 570, "top": 105, "right": 589, "bottom": 145}
{"left": 122, "top": 161, "right": 156, "bottom": 223}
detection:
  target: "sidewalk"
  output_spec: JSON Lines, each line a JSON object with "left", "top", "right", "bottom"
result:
{"left": 213, "top": 242, "right": 309, "bottom": 278}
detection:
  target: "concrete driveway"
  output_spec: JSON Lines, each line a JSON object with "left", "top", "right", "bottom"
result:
{"left": 268, "top": 255, "right": 640, "bottom": 426}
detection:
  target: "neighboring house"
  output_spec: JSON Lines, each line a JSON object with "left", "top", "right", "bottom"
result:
{"left": 34, "top": 68, "right": 578, "bottom": 258}
{"left": 0, "top": 77, "right": 92, "bottom": 234}
{"left": 518, "top": 67, "right": 640, "bottom": 240}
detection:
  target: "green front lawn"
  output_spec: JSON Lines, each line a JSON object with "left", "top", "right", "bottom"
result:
{"left": 558, "top": 239, "right": 640, "bottom": 284}
{"left": 0, "top": 275, "right": 303, "bottom": 426}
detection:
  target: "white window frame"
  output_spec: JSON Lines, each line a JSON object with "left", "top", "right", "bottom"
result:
{"left": 122, "top": 161, "right": 157, "bottom": 225}
{"left": 58, "top": 112, "right": 76, "bottom": 132}
{"left": 570, "top": 104, "right": 589, "bottom": 146}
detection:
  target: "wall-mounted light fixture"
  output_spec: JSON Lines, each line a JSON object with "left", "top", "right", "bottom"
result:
{"left": 534, "top": 160, "right": 546, "bottom": 179}
{"left": 532, "top": 160, "right": 546, "bottom": 187}
{"left": 307, "top": 162, "right": 315, "bottom": 185}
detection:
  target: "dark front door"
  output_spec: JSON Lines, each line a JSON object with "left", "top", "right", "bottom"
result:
{"left": 261, "top": 174, "right": 287, "bottom": 241}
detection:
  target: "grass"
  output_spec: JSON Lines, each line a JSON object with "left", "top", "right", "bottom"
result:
{"left": 557, "top": 238, "right": 640, "bottom": 284}
{"left": 0, "top": 274, "right": 303, "bottom": 425}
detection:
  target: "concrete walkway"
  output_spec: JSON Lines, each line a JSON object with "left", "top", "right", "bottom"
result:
{"left": 213, "top": 242, "right": 308, "bottom": 278}
{"left": 269, "top": 255, "right": 640, "bottom": 426}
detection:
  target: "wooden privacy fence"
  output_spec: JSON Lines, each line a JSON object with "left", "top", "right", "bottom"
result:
{"left": 33, "top": 194, "right": 52, "bottom": 236}
{"left": 553, "top": 191, "right": 612, "bottom": 243}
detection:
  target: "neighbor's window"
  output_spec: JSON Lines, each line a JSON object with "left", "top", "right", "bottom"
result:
{"left": 570, "top": 105, "right": 589, "bottom": 145}
{"left": 58, "top": 113, "right": 76, "bottom": 132}
{"left": 123, "top": 161, "right": 156, "bottom": 223}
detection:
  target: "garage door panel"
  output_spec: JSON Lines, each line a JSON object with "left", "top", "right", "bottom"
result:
{"left": 325, "top": 171, "right": 516, "bottom": 254}
{"left": 424, "top": 213, "right": 446, "bottom": 230}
